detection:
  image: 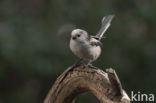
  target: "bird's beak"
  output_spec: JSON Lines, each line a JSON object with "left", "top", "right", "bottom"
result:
{"left": 72, "top": 36, "right": 76, "bottom": 40}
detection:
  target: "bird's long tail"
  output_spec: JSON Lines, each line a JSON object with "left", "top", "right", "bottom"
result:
{"left": 95, "top": 15, "right": 115, "bottom": 40}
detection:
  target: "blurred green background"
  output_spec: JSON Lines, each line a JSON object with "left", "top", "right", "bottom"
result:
{"left": 0, "top": 0, "right": 156, "bottom": 103}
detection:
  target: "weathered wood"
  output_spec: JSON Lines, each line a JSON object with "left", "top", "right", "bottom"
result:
{"left": 43, "top": 65, "right": 130, "bottom": 103}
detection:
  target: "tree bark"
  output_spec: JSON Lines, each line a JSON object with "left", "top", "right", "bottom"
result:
{"left": 43, "top": 65, "right": 130, "bottom": 103}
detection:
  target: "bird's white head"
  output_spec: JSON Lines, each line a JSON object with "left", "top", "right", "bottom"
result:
{"left": 71, "top": 29, "right": 88, "bottom": 42}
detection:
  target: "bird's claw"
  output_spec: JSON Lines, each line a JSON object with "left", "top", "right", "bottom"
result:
{"left": 73, "top": 58, "right": 84, "bottom": 67}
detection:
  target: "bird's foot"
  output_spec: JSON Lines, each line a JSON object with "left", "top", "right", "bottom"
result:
{"left": 87, "top": 63, "right": 98, "bottom": 69}
{"left": 73, "top": 58, "right": 84, "bottom": 67}
{"left": 87, "top": 63, "right": 92, "bottom": 67}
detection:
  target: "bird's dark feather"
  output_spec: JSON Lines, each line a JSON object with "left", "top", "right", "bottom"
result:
{"left": 88, "top": 35, "right": 103, "bottom": 47}
{"left": 90, "top": 41, "right": 103, "bottom": 47}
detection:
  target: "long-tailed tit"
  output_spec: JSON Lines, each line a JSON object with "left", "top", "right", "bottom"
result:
{"left": 70, "top": 15, "right": 114, "bottom": 65}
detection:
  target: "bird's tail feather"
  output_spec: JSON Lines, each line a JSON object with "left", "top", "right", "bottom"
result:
{"left": 95, "top": 15, "right": 115, "bottom": 40}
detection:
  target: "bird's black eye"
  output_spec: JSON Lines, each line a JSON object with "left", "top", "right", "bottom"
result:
{"left": 77, "top": 34, "right": 80, "bottom": 37}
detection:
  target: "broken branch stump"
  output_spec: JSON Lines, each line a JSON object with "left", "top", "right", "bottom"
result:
{"left": 44, "top": 65, "right": 130, "bottom": 103}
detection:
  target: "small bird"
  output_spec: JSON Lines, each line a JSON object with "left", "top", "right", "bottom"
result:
{"left": 70, "top": 15, "right": 114, "bottom": 65}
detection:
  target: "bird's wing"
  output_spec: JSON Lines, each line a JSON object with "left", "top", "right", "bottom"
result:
{"left": 90, "top": 41, "right": 103, "bottom": 47}
{"left": 89, "top": 37, "right": 103, "bottom": 47}
{"left": 94, "top": 15, "right": 115, "bottom": 40}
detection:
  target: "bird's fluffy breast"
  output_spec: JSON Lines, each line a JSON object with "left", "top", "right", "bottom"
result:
{"left": 70, "top": 39, "right": 101, "bottom": 61}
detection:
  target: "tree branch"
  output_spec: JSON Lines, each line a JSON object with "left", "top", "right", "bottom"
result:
{"left": 43, "top": 65, "right": 130, "bottom": 103}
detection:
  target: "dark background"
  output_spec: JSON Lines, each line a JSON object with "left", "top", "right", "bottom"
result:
{"left": 0, "top": 0, "right": 156, "bottom": 103}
